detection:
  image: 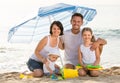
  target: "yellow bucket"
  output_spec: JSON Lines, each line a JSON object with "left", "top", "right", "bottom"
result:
{"left": 62, "top": 68, "right": 79, "bottom": 79}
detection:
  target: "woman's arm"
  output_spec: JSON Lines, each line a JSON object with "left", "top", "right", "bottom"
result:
{"left": 34, "top": 36, "right": 47, "bottom": 63}
{"left": 58, "top": 37, "right": 64, "bottom": 50}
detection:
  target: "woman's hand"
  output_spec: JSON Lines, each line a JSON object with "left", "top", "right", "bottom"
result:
{"left": 42, "top": 58, "right": 47, "bottom": 64}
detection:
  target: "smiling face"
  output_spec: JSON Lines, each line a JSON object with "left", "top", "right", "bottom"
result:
{"left": 71, "top": 16, "right": 83, "bottom": 31}
{"left": 82, "top": 30, "right": 92, "bottom": 42}
{"left": 51, "top": 24, "right": 61, "bottom": 37}
{"left": 50, "top": 21, "right": 63, "bottom": 36}
{"left": 49, "top": 54, "right": 59, "bottom": 62}
{"left": 82, "top": 28, "right": 93, "bottom": 42}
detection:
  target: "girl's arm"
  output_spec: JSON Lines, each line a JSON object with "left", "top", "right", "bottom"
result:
{"left": 55, "top": 64, "right": 60, "bottom": 70}
{"left": 78, "top": 47, "right": 85, "bottom": 67}
{"left": 94, "top": 47, "right": 100, "bottom": 66}
{"left": 45, "top": 61, "right": 53, "bottom": 74}
{"left": 34, "top": 36, "right": 47, "bottom": 63}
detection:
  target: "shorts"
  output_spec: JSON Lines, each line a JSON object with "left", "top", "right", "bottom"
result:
{"left": 27, "top": 58, "right": 43, "bottom": 71}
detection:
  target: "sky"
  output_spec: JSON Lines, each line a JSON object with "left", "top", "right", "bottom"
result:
{"left": 0, "top": 0, "right": 120, "bottom": 44}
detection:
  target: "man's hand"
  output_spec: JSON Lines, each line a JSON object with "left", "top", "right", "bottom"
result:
{"left": 90, "top": 42, "right": 99, "bottom": 51}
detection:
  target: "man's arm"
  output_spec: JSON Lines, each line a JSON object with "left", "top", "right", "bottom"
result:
{"left": 96, "top": 38, "right": 107, "bottom": 45}
{"left": 91, "top": 38, "right": 107, "bottom": 55}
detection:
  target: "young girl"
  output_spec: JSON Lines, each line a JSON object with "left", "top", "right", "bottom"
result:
{"left": 78, "top": 27, "right": 100, "bottom": 77}
{"left": 43, "top": 49, "right": 60, "bottom": 76}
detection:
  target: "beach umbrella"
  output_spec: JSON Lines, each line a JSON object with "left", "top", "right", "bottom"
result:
{"left": 8, "top": 3, "right": 97, "bottom": 43}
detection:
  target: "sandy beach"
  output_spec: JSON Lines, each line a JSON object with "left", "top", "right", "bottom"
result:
{"left": 0, "top": 66, "right": 120, "bottom": 83}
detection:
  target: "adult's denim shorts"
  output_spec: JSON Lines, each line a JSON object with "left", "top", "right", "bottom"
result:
{"left": 27, "top": 58, "right": 43, "bottom": 71}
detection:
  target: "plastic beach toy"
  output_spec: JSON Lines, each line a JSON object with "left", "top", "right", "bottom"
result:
{"left": 76, "top": 64, "right": 103, "bottom": 70}
{"left": 50, "top": 74, "right": 57, "bottom": 80}
{"left": 86, "top": 65, "right": 103, "bottom": 70}
{"left": 50, "top": 74, "right": 63, "bottom": 80}
{"left": 76, "top": 64, "right": 83, "bottom": 69}
{"left": 19, "top": 73, "right": 33, "bottom": 79}
{"left": 61, "top": 68, "right": 79, "bottom": 79}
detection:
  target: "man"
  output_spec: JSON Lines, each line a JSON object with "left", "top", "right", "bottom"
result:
{"left": 61, "top": 13, "right": 107, "bottom": 69}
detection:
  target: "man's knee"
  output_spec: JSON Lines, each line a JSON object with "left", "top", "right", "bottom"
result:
{"left": 64, "top": 64, "right": 75, "bottom": 69}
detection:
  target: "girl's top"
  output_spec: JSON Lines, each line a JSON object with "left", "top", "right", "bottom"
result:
{"left": 80, "top": 44, "right": 96, "bottom": 65}
{"left": 43, "top": 58, "right": 55, "bottom": 73}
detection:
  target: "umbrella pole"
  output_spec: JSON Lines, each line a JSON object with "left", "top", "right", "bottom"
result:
{"left": 60, "top": 56, "right": 64, "bottom": 68}
{"left": 48, "top": 15, "right": 55, "bottom": 24}
{"left": 31, "top": 16, "right": 40, "bottom": 42}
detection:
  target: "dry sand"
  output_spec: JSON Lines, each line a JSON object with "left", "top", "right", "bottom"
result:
{"left": 0, "top": 66, "right": 120, "bottom": 83}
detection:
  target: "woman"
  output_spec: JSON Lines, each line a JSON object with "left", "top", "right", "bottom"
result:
{"left": 27, "top": 21, "right": 64, "bottom": 77}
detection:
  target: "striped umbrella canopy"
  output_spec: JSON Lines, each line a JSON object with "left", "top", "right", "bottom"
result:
{"left": 8, "top": 3, "right": 97, "bottom": 43}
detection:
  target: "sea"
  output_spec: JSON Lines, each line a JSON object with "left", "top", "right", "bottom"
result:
{"left": 0, "top": 28, "right": 120, "bottom": 73}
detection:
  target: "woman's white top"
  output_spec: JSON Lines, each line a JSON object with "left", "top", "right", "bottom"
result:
{"left": 30, "top": 36, "right": 59, "bottom": 62}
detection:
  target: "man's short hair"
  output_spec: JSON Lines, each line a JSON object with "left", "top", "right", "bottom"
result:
{"left": 71, "top": 13, "right": 83, "bottom": 20}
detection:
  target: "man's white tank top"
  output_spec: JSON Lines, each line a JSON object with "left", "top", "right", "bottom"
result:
{"left": 80, "top": 44, "right": 96, "bottom": 64}
{"left": 30, "top": 36, "right": 59, "bottom": 62}
{"left": 62, "top": 30, "right": 83, "bottom": 65}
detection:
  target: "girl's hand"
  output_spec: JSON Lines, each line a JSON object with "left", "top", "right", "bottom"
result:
{"left": 93, "top": 62, "right": 99, "bottom": 66}
{"left": 45, "top": 60, "right": 50, "bottom": 65}
{"left": 81, "top": 64, "right": 86, "bottom": 68}
{"left": 55, "top": 64, "right": 60, "bottom": 70}
{"left": 82, "top": 64, "right": 87, "bottom": 71}
{"left": 50, "top": 70, "right": 53, "bottom": 74}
